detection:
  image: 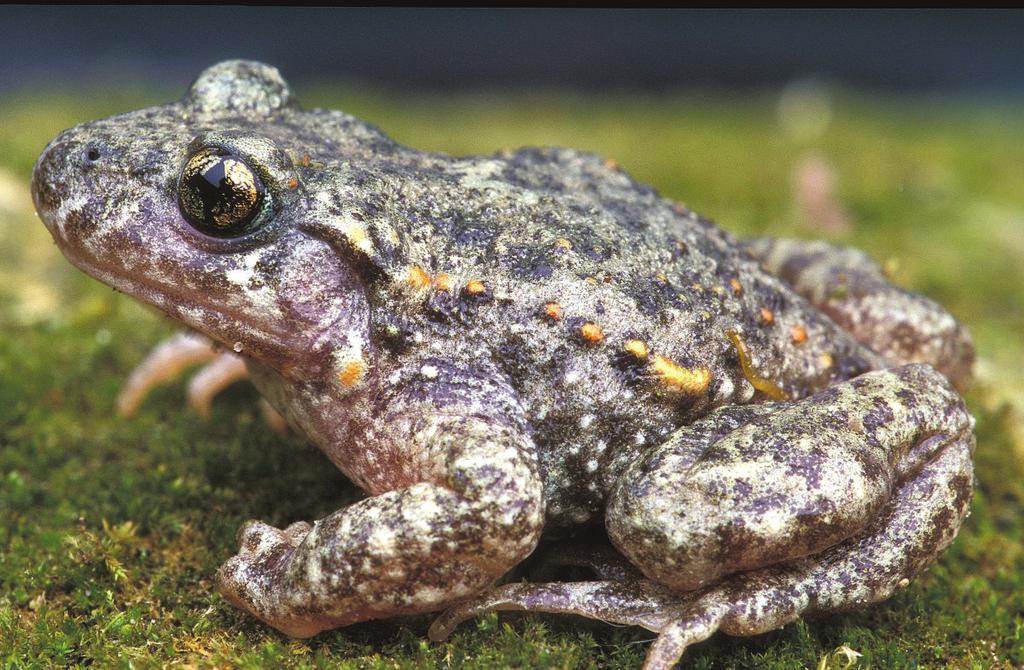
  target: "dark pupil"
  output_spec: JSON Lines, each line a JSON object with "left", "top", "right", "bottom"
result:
{"left": 178, "top": 148, "right": 264, "bottom": 237}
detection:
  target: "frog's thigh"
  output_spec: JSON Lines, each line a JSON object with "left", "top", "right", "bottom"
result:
{"left": 429, "top": 424, "right": 973, "bottom": 670}
{"left": 744, "top": 237, "right": 974, "bottom": 386}
{"left": 606, "top": 363, "right": 973, "bottom": 592}
{"left": 215, "top": 414, "right": 544, "bottom": 638}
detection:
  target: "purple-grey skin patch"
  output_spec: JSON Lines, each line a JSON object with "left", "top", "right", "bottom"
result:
{"left": 33, "top": 60, "right": 975, "bottom": 667}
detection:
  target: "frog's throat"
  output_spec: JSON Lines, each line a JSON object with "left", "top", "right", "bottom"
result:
{"left": 57, "top": 248, "right": 312, "bottom": 373}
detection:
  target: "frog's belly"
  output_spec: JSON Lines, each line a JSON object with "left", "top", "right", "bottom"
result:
{"left": 530, "top": 400, "right": 682, "bottom": 530}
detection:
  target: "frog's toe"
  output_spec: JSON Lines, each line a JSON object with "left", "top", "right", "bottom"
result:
{"left": 185, "top": 351, "right": 249, "bottom": 417}
{"left": 234, "top": 518, "right": 312, "bottom": 555}
{"left": 236, "top": 519, "right": 289, "bottom": 555}
{"left": 116, "top": 332, "right": 219, "bottom": 415}
{"left": 282, "top": 520, "right": 313, "bottom": 544}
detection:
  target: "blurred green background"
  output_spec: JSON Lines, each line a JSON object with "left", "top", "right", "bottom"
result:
{"left": 2, "top": 78, "right": 1023, "bottom": 668}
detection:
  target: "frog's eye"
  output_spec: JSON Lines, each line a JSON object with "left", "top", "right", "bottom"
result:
{"left": 178, "top": 147, "right": 266, "bottom": 237}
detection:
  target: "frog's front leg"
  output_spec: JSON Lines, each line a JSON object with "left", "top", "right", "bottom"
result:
{"left": 744, "top": 237, "right": 974, "bottom": 386}
{"left": 215, "top": 374, "right": 545, "bottom": 638}
{"left": 116, "top": 332, "right": 223, "bottom": 416}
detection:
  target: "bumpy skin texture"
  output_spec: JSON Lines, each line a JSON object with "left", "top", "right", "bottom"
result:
{"left": 744, "top": 237, "right": 975, "bottom": 386}
{"left": 33, "top": 61, "right": 976, "bottom": 668}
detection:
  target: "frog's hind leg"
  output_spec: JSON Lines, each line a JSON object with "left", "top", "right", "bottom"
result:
{"left": 428, "top": 579, "right": 705, "bottom": 656}
{"left": 431, "top": 363, "right": 974, "bottom": 667}
{"left": 116, "top": 332, "right": 287, "bottom": 430}
{"left": 429, "top": 413, "right": 973, "bottom": 670}
{"left": 606, "top": 363, "right": 972, "bottom": 591}
{"left": 744, "top": 237, "right": 974, "bottom": 387}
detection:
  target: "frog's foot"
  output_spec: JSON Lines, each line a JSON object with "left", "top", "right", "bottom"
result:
{"left": 116, "top": 332, "right": 287, "bottom": 431}
{"left": 744, "top": 236, "right": 974, "bottom": 386}
{"left": 116, "top": 332, "right": 219, "bottom": 416}
{"left": 217, "top": 519, "right": 319, "bottom": 637}
{"left": 429, "top": 430, "right": 973, "bottom": 669}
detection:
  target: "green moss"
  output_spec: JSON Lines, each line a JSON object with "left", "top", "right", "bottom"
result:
{"left": 2, "top": 83, "right": 1023, "bottom": 668}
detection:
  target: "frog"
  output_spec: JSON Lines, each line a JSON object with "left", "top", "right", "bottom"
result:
{"left": 32, "top": 60, "right": 976, "bottom": 669}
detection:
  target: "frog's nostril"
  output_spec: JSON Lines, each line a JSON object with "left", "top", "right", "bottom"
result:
{"left": 84, "top": 145, "right": 102, "bottom": 164}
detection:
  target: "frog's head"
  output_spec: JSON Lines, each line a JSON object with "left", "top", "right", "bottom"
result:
{"left": 33, "top": 61, "right": 375, "bottom": 378}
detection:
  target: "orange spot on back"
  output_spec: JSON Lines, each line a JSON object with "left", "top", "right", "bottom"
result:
{"left": 624, "top": 339, "right": 649, "bottom": 359}
{"left": 406, "top": 266, "right": 431, "bottom": 290}
{"left": 464, "top": 279, "right": 486, "bottom": 295}
{"left": 544, "top": 302, "right": 563, "bottom": 320}
{"left": 729, "top": 278, "right": 743, "bottom": 296}
{"left": 759, "top": 307, "right": 775, "bottom": 325}
{"left": 337, "top": 360, "right": 366, "bottom": 388}
{"left": 790, "top": 324, "right": 808, "bottom": 345}
{"left": 650, "top": 356, "right": 712, "bottom": 395}
{"left": 555, "top": 238, "right": 572, "bottom": 250}
{"left": 604, "top": 158, "right": 620, "bottom": 170}
{"left": 432, "top": 272, "right": 452, "bottom": 292}
{"left": 286, "top": 177, "right": 299, "bottom": 189}
{"left": 579, "top": 322, "right": 604, "bottom": 345}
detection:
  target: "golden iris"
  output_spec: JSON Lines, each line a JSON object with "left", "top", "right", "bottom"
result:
{"left": 178, "top": 147, "right": 265, "bottom": 237}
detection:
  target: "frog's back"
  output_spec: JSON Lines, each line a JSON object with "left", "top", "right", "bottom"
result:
{"left": 300, "top": 133, "right": 877, "bottom": 525}
{"left": 321, "top": 135, "right": 876, "bottom": 401}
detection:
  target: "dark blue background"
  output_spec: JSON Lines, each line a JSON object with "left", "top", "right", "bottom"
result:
{"left": 4, "top": 8, "right": 1022, "bottom": 94}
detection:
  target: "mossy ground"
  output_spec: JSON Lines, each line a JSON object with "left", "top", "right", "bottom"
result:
{"left": 1, "top": 82, "right": 1023, "bottom": 669}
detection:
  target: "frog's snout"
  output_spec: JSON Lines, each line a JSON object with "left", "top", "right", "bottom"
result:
{"left": 32, "top": 133, "right": 72, "bottom": 222}
{"left": 33, "top": 130, "right": 109, "bottom": 244}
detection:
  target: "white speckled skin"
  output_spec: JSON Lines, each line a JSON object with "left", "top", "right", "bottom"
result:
{"left": 33, "top": 61, "right": 976, "bottom": 667}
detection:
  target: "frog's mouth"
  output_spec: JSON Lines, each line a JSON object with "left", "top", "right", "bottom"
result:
{"left": 37, "top": 202, "right": 304, "bottom": 372}
{"left": 62, "top": 242, "right": 296, "bottom": 358}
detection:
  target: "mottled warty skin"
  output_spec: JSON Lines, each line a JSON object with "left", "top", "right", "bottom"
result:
{"left": 33, "top": 61, "right": 977, "bottom": 668}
